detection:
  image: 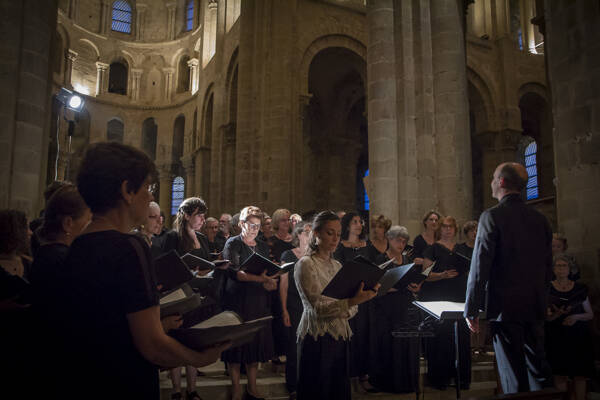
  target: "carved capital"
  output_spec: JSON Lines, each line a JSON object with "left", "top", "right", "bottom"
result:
{"left": 95, "top": 61, "right": 109, "bottom": 71}
{"left": 66, "top": 49, "right": 78, "bottom": 62}
{"left": 208, "top": 0, "right": 218, "bottom": 10}
{"left": 187, "top": 58, "right": 200, "bottom": 68}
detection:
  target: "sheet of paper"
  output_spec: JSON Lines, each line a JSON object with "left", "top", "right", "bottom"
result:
{"left": 160, "top": 288, "right": 187, "bottom": 304}
{"left": 192, "top": 311, "right": 242, "bottom": 329}
{"left": 414, "top": 301, "right": 465, "bottom": 319}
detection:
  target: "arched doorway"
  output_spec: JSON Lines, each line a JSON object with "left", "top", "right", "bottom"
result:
{"left": 303, "top": 47, "right": 367, "bottom": 213}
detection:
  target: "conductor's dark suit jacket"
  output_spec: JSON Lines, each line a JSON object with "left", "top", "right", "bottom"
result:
{"left": 464, "top": 193, "right": 553, "bottom": 321}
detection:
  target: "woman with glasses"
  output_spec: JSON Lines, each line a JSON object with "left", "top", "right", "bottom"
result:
{"left": 420, "top": 216, "right": 472, "bottom": 390}
{"left": 222, "top": 206, "right": 278, "bottom": 400}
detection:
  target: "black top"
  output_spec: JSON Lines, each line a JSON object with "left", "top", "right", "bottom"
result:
{"left": 333, "top": 241, "right": 375, "bottom": 265}
{"left": 29, "top": 243, "right": 69, "bottom": 307}
{"left": 59, "top": 230, "right": 160, "bottom": 399}
{"left": 455, "top": 243, "right": 474, "bottom": 260}
{"left": 269, "top": 236, "right": 294, "bottom": 263}
{"left": 157, "top": 229, "right": 211, "bottom": 260}
{"left": 207, "top": 235, "right": 226, "bottom": 255}
{"left": 280, "top": 249, "right": 302, "bottom": 314}
{"left": 464, "top": 193, "right": 553, "bottom": 321}
{"left": 222, "top": 235, "right": 272, "bottom": 320}
{"left": 412, "top": 234, "right": 431, "bottom": 259}
{"left": 421, "top": 243, "right": 470, "bottom": 302}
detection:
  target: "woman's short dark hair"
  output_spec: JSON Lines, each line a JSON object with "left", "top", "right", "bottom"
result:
{"left": 462, "top": 220, "right": 478, "bottom": 236}
{"left": 76, "top": 142, "right": 157, "bottom": 214}
{"left": 307, "top": 211, "right": 340, "bottom": 255}
{"left": 39, "top": 184, "right": 89, "bottom": 242}
{"left": 340, "top": 211, "right": 366, "bottom": 241}
{"left": 0, "top": 209, "right": 29, "bottom": 255}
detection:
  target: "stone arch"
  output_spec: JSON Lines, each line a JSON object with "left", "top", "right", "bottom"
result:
{"left": 56, "top": 22, "right": 70, "bottom": 51}
{"left": 518, "top": 81, "right": 548, "bottom": 104}
{"left": 171, "top": 48, "right": 192, "bottom": 68}
{"left": 467, "top": 66, "right": 496, "bottom": 133}
{"left": 201, "top": 83, "right": 215, "bottom": 147}
{"left": 225, "top": 47, "right": 238, "bottom": 123}
{"left": 299, "top": 34, "right": 366, "bottom": 96}
{"left": 176, "top": 53, "right": 191, "bottom": 93}
{"left": 78, "top": 38, "right": 100, "bottom": 60}
{"left": 106, "top": 117, "right": 124, "bottom": 142}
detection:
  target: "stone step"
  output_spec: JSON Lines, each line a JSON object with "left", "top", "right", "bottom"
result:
{"left": 159, "top": 358, "right": 498, "bottom": 400}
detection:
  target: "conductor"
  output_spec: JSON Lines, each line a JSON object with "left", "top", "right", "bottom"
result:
{"left": 464, "top": 162, "right": 554, "bottom": 394}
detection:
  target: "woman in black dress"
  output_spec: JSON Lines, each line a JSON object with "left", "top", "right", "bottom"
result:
{"left": 57, "top": 142, "right": 228, "bottom": 399}
{"left": 279, "top": 221, "right": 312, "bottom": 396}
{"left": 222, "top": 206, "right": 278, "bottom": 400}
{"left": 295, "top": 211, "right": 379, "bottom": 400}
{"left": 420, "top": 216, "right": 471, "bottom": 390}
{"left": 412, "top": 210, "right": 441, "bottom": 263}
{"left": 333, "top": 211, "right": 376, "bottom": 392}
{"left": 369, "top": 214, "right": 391, "bottom": 258}
{"left": 370, "top": 226, "right": 422, "bottom": 393}
{"left": 546, "top": 254, "right": 594, "bottom": 400}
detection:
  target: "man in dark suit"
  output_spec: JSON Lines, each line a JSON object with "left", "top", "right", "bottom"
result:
{"left": 464, "top": 162, "right": 554, "bottom": 394}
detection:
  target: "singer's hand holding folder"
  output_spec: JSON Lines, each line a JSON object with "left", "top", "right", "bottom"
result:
{"left": 376, "top": 262, "right": 435, "bottom": 296}
{"left": 240, "top": 252, "right": 295, "bottom": 276}
{"left": 181, "top": 253, "right": 230, "bottom": 271}
{"left": 159, "top": 283, "right": 214, "bottom": 318}
{"left": 321, "top": 255, "right": 395, "bottom": 299}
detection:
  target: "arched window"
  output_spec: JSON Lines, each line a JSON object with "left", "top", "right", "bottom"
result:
{"left": 177, "top": 55, "right": 190, "bottom": 93}
{"left": 525, "top": 141, "right": 539, "bottom": 200}
{"left": 111, "top": 0, "right": 132, "bottom": 34}
{"left": 171, "top": 176, "right": 185, "bottom": 215}
{"left": 106, "top": 118, "right": 124, "bottom": 143}
{"left": 108, "top": 61, "right": 128, "bottom": 95}
{"left": 186, "top": 0, "right": 194, "bottom": 31}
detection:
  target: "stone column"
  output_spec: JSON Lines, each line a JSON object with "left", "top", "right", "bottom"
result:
{"left": 181, "top": 156, "right": 196, "bottom": 197}
{"left": 64, "top": 49, "right": 77, "bottom": 88}
{"left": 68, "top": 0, "right": 79, "bottom": 22}
{"left": 158, "top": 165, "right": 173, "bottom": 228}
{"left": 135, "top": 3, "right": 147, "bottom": 41}
{"left": 163, "top": 67, "right": 175, "bottom": 100}
{"left": 431, "top": 0, "right": 473, "bottom": 222}
{"left": 187, "top": 57, "right": 199, "bottom": 94}
{"left": 95, "top": 61, "right": 109, "bottom": 95}
{"left": 366, "top": 0, "right": 399, "bottom": 222}
{"left": 130, "top": 68, "right": 143, "bottom": 101}
{"left": 166, "top": 2, "right": 177, "bottom": 41}
{"left": 100, "top": 0, "right": 111, "bottom": 35}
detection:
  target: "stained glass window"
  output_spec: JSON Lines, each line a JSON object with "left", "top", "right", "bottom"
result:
{"left": 363, "top": 169, "right": 370, "bottom": 211}
{"left": 171, "top": 176, "right": 185, "bottom": 215}
{"left": 112, "top": 1, "right": 132, "bottom": 34}
{"left": 186, "top": 0, "right": 194, "bottom": 31}
{"left": 525, "top": 141, "right": 539, "bottom": 200}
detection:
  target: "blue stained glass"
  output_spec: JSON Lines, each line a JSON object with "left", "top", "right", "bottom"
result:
{"left": 518, "top": 29, "right": 523, "bottom": 51}
{"left": 525, "top": 141, "right": 537, "bottom": 156}
{"left": 527, "top": 187, "right": 539, "bottom": 200}
{"left": 112, "top": 1, "right": 131, "bottom": 33}
{"left": 171, "top": 176, "right": 185, "bottom": 215}
{"left": 363, "top": 169, "right": 370, "bottom": 211}
{"left": 186, "top": 1, "right": 194, "bottom": 31}
{"left": 524, "top": 141, "right": 539, "bottom": 200}
{"left": 527, "top": 175, "right": 538, "bottom": 188}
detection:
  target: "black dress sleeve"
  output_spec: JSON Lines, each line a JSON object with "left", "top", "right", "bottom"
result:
{"left": 117, "top": 235, "right": 159, "bottom": 314}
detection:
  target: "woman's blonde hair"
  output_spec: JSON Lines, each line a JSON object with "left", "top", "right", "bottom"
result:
{"left": 272, "top": 208, "right": 291, "bottom": 232}
{"left": 239, "top": 206, "right": 263, "bottom": 224}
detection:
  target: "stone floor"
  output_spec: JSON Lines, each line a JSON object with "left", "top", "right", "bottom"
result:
{"left": 159, "top": 354, "right": 500, "bottom": 400}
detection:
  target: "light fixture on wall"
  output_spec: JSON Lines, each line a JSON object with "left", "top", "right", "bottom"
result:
{"left": 54, "top": 88, "right": 86, "bottom": 181}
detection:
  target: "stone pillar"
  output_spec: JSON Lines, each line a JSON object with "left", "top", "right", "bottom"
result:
{"left": 100, "top": 0, "right": 111, "bottom": 35}
{"left": 181, "top": 156, "right": 196, "bottom": 197}
{"left": 130, "top": 68, "right": 143, "bottom": 101}
{"left": 366, "top": 0, "right": 399, "bottom": 223}
{"left": 64, "top": 49, "right": 77, "bottom": 88}
{"left": 135, "top": 3, "right": 147, "bottom": 41}
{"left": 431, "top": 0, "right": 473, "bottom": 222}
{"left": 544, "top": 0, "right": 600, "bottom": 286}
{"left": 0, "top": 0, "right": 58, "bottom": 215}
{"left": 166, "top": 2, "right": 177, "bottom": 41}
{"left": 95, "top": 61, "right": 109, "bottom": 95}
{"left": 68, "top": 0, "right": 79, "bottom": 22}
{"left": 158, "top": 165, "right": 173, "bottom": 228}
{"left": 187, "top": 57, "right": 199, "bottom": 94}
{"left": 163, "top": 67, "right": 175, "bottom": 100}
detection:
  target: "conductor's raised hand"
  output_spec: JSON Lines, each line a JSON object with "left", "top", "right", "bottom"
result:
{"left": 348, "top": 282, "right": 380, "bottom": 306}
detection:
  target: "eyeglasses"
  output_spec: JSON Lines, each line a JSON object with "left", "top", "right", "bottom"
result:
{"left": 245, "top": 222, "right": 261, "bottom": 230}
{"left": 441, "top": 224, "right": 454, "bottom": 229}
{"left": 147, "top": 183, "right": 157, "bottom": 193}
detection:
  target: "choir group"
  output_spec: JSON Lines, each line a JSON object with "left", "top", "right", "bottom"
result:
{"left": 0, "top": 141, "right": 595, "bottom": 400}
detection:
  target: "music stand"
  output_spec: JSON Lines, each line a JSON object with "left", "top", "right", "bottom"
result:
{"left": 413, "top": 301, "right": 468, "bottom": 399}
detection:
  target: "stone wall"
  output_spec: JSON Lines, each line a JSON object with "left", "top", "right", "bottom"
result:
{"left": 0, "top": 0, "right": 58, "bottom": 217}
{"left": 544, "top": 0, "right": 600, "bottom": 293}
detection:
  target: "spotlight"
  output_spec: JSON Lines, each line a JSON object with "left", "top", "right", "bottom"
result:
{"left": 56, "top": 87, "right": 85, "bottom": 112}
